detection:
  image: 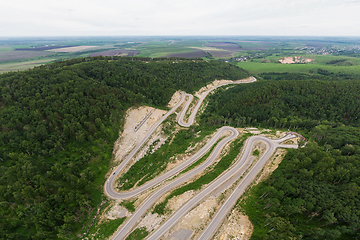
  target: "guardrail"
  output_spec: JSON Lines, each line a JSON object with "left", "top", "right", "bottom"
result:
{"left": 134, "top": 109, "right": 154, "bottom": 132}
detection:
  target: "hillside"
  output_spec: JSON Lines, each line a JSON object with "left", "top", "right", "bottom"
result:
{"left": 0, "top": 57, "right": 249, "bottom": 239}
{"left": 201, "top": 79, "right": 360, "bottom": 239}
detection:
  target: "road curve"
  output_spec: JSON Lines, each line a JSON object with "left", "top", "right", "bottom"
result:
{"left": 107, "top": 126, "right": 237, "bottom": 199}
{"left": 196, "top": 134, "right": 296, "bottom": 240}
{"left": 112, "top": 127, "right": 239, "bottom": 240}
{"left": 178, "top": 77, "right": 256, "bottom": 127}
{"left": 103, "top": 76, "right": 294, "bottom": 240}
{"left": 146, "top": 135, "right": 296, "bottom": 240}
{"left": 105, "top": 77, "right": 256, "bottom": 200}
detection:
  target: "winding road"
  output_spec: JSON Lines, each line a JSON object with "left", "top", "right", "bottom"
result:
{"left": 104, "top": 76, "right": 298, "bottom": 240}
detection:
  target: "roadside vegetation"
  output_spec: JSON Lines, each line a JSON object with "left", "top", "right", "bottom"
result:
{"left": 0, "top": 57, "right": 248, "bottom": 239}
{"left": 116, "top": 125, "right": 218, "bottom": 190}
{"left": 120, "top": 200, "right": 136, "bottom": 213}
{"left": 2, "top": 36, "right": 360, "bottom": 239}
{"left": 153, "top": 134, "right": 250, "bottom": 215}
{"left": 238, "top": 125, "right": 360, "bottom": 239}
{"left": 202, "top": 76, "right": 360, "bottom": 239}
{"left": 86, "top": 217, "right": 126, "bottom": 239}
{"left": 125, "top": 227, "right": 148, "bottom": 240}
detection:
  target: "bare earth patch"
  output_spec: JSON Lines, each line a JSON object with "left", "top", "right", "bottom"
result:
{"left": 165, "top": 197, "right": 218, "bottom": 239}
{"left": 190, "top": 47, "right": 227, "bottom": 52}
{"left": 47, "top": 46, "right": 98, "bottom": 53}
{"left": 112, "top": 106, "right": 167, "bottom": 165}
{"left": 279, "top": 56, "right": 314, "bottom": 64}
{"left": 214, "top": 209, "right": 253, "bottom": 240}
{"left": 106, "top": 79, "right": 285, "bottom": 239}
{"left": 168, "top": 90, "right": 182, "bottom": 108}
{"left": 105, "top": 202, "right": 131, "bottom": 220}
{"left": 138, "top": 212, "right": 165, "bottom": 231}
{"left": 167, "top": 190, "right": 195, "bottom": 213}
{"left": 195, "top": 77, "right": 255, "bottom": 99}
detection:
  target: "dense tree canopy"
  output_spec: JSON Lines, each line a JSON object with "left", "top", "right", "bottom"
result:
{"left": 248, "top": 125, "right": 360, "bottom": 239}
{"left": 202, "top": 80, "right": 360, "bottom": 128}
{"left": 201, "top": 77, "right": 360, "bottom": 239}
{"left": 0, "top": 57, "right": 249, "bottom": 239}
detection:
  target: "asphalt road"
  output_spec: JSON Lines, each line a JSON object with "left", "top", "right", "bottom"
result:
{"left": 111, "top": 127, "right": 239, "bottom": 240}
{"left": 103, "top": 77, "right": 298, "bottom": 240}
{"left": 178, "top": 77, "right": 256, "bottom": 127}
{"left": 197, "top": 135, "right": 297, "bottom": 240}
{"left": 105, "top": 77, "right": 256, "bottom": 200}
{"left": 146, "top": 134, "right": 297, "bottom": 240}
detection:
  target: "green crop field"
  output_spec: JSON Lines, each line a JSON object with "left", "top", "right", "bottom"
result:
{"left": 236, "top": 55, "right": 360, "bottom": 75}
{"left": 1, "top": 36, "right": 359, "bottom": 74}
{"left": 0, "top": 46, "right": 12, "bottom": 52}
{"left": 135, "top": 40, "right": 205, "bottom": 58}
{"left": 0, "top": 58, "right": 56, "bottom": 73}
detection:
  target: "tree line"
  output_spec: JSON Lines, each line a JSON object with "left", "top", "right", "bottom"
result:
{"left": 201, "top": 78, "right": 360, "bottom": 239}
{"left": 246, "top": 124, "right": 360, "bottom": 239}
{"left": 201, "top": 79, "right": 360, "bottom": 129}
{"left": 0, "top": 57, "right": 249, "bottom": 239}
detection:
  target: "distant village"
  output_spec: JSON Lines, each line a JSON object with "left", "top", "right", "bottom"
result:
{"left": 294, "top": 45, "right": 360, "bottom": 55}
{"left": 225, "top": 45, "right": 360, "bottom": 63}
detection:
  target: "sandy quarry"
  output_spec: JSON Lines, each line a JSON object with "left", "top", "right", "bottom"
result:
{"left": 279, "top": 56, "right": 314, "bottom": 64}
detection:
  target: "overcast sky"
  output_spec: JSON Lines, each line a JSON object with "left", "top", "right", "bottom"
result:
{"left": 1, "top": 0, "right": 359, "bottom": 36}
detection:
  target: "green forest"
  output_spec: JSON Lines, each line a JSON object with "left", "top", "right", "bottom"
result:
{"left": 0, "top": 57, "right": 249, "bottom": 239}
{"left": 201, "top": 76, "right": 360, "bottom": 239}
{"left": 202, "top": 79, "right": 360, "bottom": 128}
{"left": 2, "top": 53, "right": 360, "bottom": 239}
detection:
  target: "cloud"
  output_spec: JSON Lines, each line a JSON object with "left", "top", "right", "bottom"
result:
{"left": 0, "top": 0, "right": 359, "bottom": 36}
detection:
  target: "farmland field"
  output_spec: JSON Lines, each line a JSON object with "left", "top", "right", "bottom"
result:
{"left": 207, "top": 42, "right": 242, "bottom": 51}
{"left": 0, "top": 58, "right": 56, "bottom": 73}
{"left": 89, "top": 49, "right": 141, "bottom": 57}
{"left": 47, "top": 46, "right": 98, "bottom": 53}
{"left": 167, "top": 50, "right": 208, "bottom": 58}
{"left": 0, "top": 50, "right": 52, "bottom": 62}
{"left": 236, "top": 55, "right": 360, "bottom": 75}
{"left": 0, "top": 36, "right": 359, "bottom": 73}
{"left": 15, "top": 46, "right": 74, "bottom": 51}
{"left": 0, "top": 46, "right": 12, "bottom": 52}
{"left": 135, "top": 40, "right": 206, "bottom": 58}
{"left": 237, "top": 41, "right": 278, "bottom": 50}
{"left": 208, "top": 50, "right": 234, "bottom": 58}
